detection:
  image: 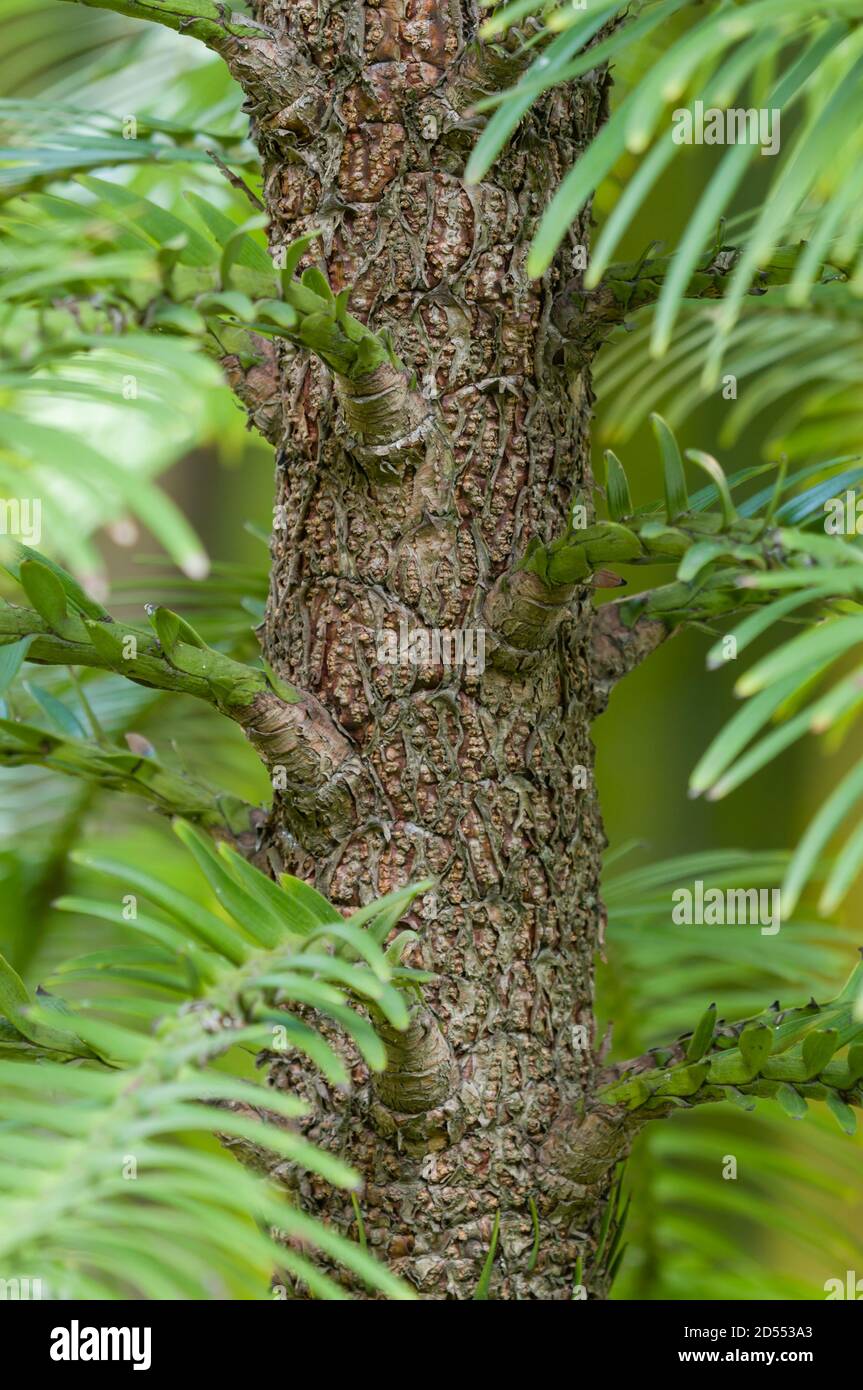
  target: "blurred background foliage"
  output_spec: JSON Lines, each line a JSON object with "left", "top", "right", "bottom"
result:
{"left": 0, "top": 0, "right": 861, "bottom": 1299}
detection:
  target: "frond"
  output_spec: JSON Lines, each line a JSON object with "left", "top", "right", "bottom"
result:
{"left": 0, "top": 37, "right": 267, "bottom": 579}
{"left": 0, "top": 0, "right": 141, "bottom": 97}
{"left": 587, "top": 426, "right": 863, "bottom": 917}
{"left": 687, "top": 533, "right": 863, "bottom": 915}
{"left": 0, "top": 528, "right": 270, "bottom": 971}
{"left": 531, "top": 414, "right": 857, "bottom": 619}
{"left": 601, "top": 848, "right": 863, "bottom": 1298}
{"left": 0, "top": 698, "right": 251, "bottom": 830}
{"left": 472, "top": 2, "right": 863, "bottom": 366}
{"left": 0, "top": 668, "right": 165, "bottom": 973}
{"left": 0, "top": 180, "right": 394, "bottom": 581}
{"left": 0, "top": 99, "right": 256, "bottom": 196}
{"left": 0, "top": 529, "right": 272, "bottom": 836}
{"left": 0, "top": 821, "right": 430, "bottom": 1299}
{"left": 0, "top": 543, "right": 280, "bottom": 712}
{"left": 595, "top": 287, "right": 863, "bottom": 464}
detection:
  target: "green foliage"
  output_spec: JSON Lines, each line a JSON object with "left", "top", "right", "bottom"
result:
{"left": 0, "top": 24, "right": 370, "bottom": 588}
{"left": 601, "top": 850, "right": 863, "bottom": 1298}
{"left": 4, "top": 0, "right": 863, "bottom": 1307}
{"left": 602, "top": 956, "right": 863, "bottom": 1126}
{"left": 525, "top": 417, "right": 849, "bottom": 621}
{"left": 54, "top": 0, "right": 270, "bottom": 50}
{"left": 0, "top": 25, "right": 262, "bottom": 578}
{"left": 684, "top": 531, "right": 863, "bottom": 912}
{"left": 0, "top": 538, "right": 271, "bottom": 976}
{"left": 0, "top": 707, "right": 250, "bottom": 830}
{"left": 2, "top": 175, "right": 394, "bottom": 379}
{"left": 474, "top": 1, "right": 863, "bottom": 373}
{"left": 0, "top": 99, "right": 256, "bottom": 194}
{"left": 595, "top": 290, "right": 863, "bottom": 468}
{"left": 0, "top": 822, "right": 428, "bottom": 1299}
{"left": 0, "top": 544, "right": 282, "bottom": 714}
{"left": 579, "top": 419, "right": 863, "bottom": 916}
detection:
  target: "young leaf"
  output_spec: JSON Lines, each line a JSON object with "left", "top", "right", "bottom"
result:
{"left": 173, "top": 819, "right": 283, "bottom": 950}
{"left": 280, "top": 231, "right": 323, "bottom": 289}
{"left": 148, "top": 606, "right": 207, "bottom": 655}
{"left": 301, "top": 265, "right": 335, "bottom": 306}
{"left": 604, "top": 450, "right": 633, "bottom": 522}
{"left": 12, "top": 544, "right": 109, "bottom": 619}
{"left": 825, "top": 1092, "right": 857, "bottom": 1135}
{"left": 776, "top": 1083, "right": 808, "bottom": 1119}
{"left": 473, "top": 1212, "right": 500, "bottom": 1300}
{"left": 684, "top": 450, "right": 737, "bottom": 527}
{"left": 0, "top": 635, "right": 36, "bottom": 695}
{"left": 18, "top": 559, "right": 68, "bottom": 631}
{"left": 651, "top": 414, "right": 688, "bottom": 520}
{"left": 685, "top": 1003, "right": 716, "bottom": 1062}
{"left": 737, "top": 1022, "right": 773, "bottom": 1076}
{"left": 801, "top": 1028, "right": 839, "bottom": 1079}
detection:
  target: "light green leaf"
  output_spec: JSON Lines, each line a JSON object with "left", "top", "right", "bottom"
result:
{"left": 0, "top": 635, "right": 36, "bottom": 694}
{"left": 651, "top": 414, "right": 688, "bottom": 520}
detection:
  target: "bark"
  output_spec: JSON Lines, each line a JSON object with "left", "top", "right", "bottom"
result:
{"left": 590, "top": 598, "right": 673, "bottom": 715}
{"left": 246, "top": 0, "right": 626, "bottom": 1299}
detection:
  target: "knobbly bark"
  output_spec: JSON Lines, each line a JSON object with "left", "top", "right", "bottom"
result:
{"left": 232, "top": 1, "right": 636, "bottom": 1301}
{"left": 590, "top": 598, "right": 673, "bottom": 715}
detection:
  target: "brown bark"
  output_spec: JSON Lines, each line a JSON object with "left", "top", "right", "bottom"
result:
{"left": 590, "top": 598, "right": 673, "bottom": 715}
{"left": 243, "top": 0, "right": 631, "bottom": 1299}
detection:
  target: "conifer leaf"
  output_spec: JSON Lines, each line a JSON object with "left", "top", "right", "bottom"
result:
{"left": 651, "top": 414, "right": 689, "bottom": 520}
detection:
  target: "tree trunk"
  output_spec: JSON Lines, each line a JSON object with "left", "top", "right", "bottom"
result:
{"left": 250, "top": 0, "right": 622, "bottom": 1299}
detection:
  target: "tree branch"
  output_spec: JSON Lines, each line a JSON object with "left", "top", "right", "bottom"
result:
{"left": 0, "top": 555, "right": 365, "bottom": 853}
{"left": 541, "top": 956, "right": 863, "bottom": 1193}
{"left": 58, "top": 0, "right": 271, "bottom": 54}
{"left": 220, "top": 331, "right": 284, "bottom": 445}
{"left": 482, "top": 566, "right": 579, "bottom": 670}
{"left": 0, "top": 722, "right": 254, "bottom": 834}
{"left": 56, "top": 2, "right": 320, "bottom": 123}
{"left": 554, "top": 241, "right": 847, "bottom": 353}
{"left": 491, "top": 409, "right": 845, "bottom": 694}
{"left": 596, "top": 956, "right": 863, "bottom": 1135}
{"left": 486, "top": 504, "right": 776, "bottom": 670}
{"left": 590, "top": 597, "right": 673, "bottom": 713}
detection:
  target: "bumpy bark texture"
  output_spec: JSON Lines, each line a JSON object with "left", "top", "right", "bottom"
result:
{"left": 248, "top": 0, "right": 624, "bottom": 1299}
